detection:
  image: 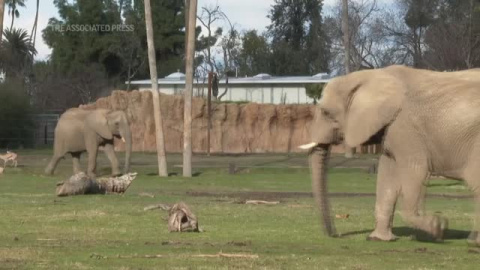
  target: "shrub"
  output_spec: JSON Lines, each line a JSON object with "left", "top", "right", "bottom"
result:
{"left": 0, "top": 80, "right": 34, "bottom": 148}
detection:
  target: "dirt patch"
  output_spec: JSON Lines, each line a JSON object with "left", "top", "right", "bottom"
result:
{"left": 186, "top": 191, "right": 473, "bottom": 200}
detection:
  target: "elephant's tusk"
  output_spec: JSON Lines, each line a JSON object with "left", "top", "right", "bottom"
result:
{"left": 121, "top": 137, "right": 126, "bottom": 143}
{"left": 298, "top": 142, "right": 317, "bottom": 150}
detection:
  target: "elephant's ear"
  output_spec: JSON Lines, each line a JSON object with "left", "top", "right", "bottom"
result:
{"left": 344, "top": 73, "right": 405, "bottom": 147}
{"left": 86, "top": 110, "right": 113, "bottom": 140}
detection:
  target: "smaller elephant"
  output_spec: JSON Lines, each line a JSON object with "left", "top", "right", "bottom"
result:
{"left": 45, "top": 108, "right": 132, "bottom": 178}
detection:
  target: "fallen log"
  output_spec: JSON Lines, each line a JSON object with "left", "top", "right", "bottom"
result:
{"left": 55, "top": 172, "right": 137, "bottom": 197}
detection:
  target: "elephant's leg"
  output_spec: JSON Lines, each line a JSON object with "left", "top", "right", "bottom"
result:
{"left": 45, "top": 153, "right": 65, "bottom": 175}
{"left": 86, "top": 145, "right": 98, "bottom": 178}
{"left": 466, "top": 193, "right": 480, "bottom": 246}
{"left": 458, "top": 165, "right": 480, "bottom": 246}
{"left": 367, "top": 155, "right": 400, "bottom": 241}
{"left": 103, "top": 144, "right": 121, "bottom": 176}
{"left": 400, "top": 177, "right": 448, "bottom": 241}
{"left": 71, "top": 152, "right": 82, "bottom": 174}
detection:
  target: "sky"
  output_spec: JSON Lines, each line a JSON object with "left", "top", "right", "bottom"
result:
{"left": 2, "top": 0, "right": 392, "bottom": 61}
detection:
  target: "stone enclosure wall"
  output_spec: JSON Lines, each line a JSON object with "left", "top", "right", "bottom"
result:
{"left": 80, "top": 90, "right": 346, "bottom": 153}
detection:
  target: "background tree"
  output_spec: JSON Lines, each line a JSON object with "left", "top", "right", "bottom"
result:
{"left": 268, "top": 0, "right": 330, "bottom": 75}
{"left": 6, "top": 0, "right": 25, "bottom": 29}
{"left": 0, "top": 28, "right": 36, "bottom": 80}
{"left": 0, "top": 80, "right": 34, "bottom": 148}
{"left": 122, "top": 0, "right": 187, "bottom": 77}
{"left": 197, "top": 4, "right": 224, "bottom": 76}
{"left": 380, "top": 0, "right": 438, "bottom": 68}
{"left": 423, "top": 0, "right": 480, "bottom": 69}
{"left": 219, "top": 17, "right": 240, "bottom": 78}
{"left": 305, "top": 83, "right": 325, "bottom": 104}
{"left": 237, "top": 30, "right": 272, "bottom": 76}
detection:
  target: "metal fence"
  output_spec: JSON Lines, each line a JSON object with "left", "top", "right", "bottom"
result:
{"left": 32, "top": 114, "right": 59, "bottom": 146}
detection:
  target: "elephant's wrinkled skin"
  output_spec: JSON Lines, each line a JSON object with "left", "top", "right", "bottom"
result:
{"left": 45, "top": 109, "right": 132, "bottom": 178}
{"left": 302, "top": 65, "right": 480, "bottom": 246}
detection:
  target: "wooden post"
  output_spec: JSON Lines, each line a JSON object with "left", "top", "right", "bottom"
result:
{"left": 184, "top": 0, "right": 190, "bottom": 55}
{"left": 183, "top": 0, "right": 198, "bottom": 177}
{"left": 207, "top": 72, "right": 213, "bottom": 156}
{"left": 342, "top": 0, "right": 355, "bottom": 159}
{"left": 144, "top": 0, "right": 168, "bottom": 176}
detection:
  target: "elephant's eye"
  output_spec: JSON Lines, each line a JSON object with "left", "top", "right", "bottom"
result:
{"left": 322, "top": 109, "right": 333, "bottom": 119}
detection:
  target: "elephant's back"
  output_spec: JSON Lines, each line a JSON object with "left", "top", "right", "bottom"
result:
{"left": 60, "top": 108, "right": 90, "bottom": 119}
{"left": 55, "top": 109, "right": 87, "bottom": 136}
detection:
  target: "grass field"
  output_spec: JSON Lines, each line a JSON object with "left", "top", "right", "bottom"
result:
{"left": 0, "top": 151, "right": 479, "bottom": 269}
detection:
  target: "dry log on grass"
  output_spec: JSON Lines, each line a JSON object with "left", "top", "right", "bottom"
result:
{"left": 90, "top": 252, "right": 258, "bottom": 259}
{"left": 144, "top": 202, "right": 199, "bottom": 232}
{"left": 55, "top": 172, "right": 137, "bottom": 197}
{"left": 245, "top": 200, "right": 280, "bottom": 205}
{"left": 138, "top": 192, "right": 155, "bottom": 198}
{"left": 335, "top": 214, "right": 350, "bottom": 219}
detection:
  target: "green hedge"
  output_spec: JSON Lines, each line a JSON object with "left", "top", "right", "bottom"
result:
{"left": 0, "top": 80, "right": 34, "bottom": 148}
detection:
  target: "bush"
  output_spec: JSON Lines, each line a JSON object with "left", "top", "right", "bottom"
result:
{"left": 305, "top": 83, "right": 325, "bottom": 104}
{"left": 0, "top": 80, "right": 34, "bottom": 148}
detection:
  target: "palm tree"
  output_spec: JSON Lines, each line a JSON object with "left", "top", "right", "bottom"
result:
{"left": 30, "top": 0, "right": 39, "bottom": 47}
{"left": 0, "top": 0, "right": 5, "bottom": 43}
{"left": 183, "top": 0, "right": 198, "bottom": 177}
{"left": 0, "top": 28, "right": 37, "bottom": 79}
{"left": 6, "top": 0, "right": 26, "bottom": 29}
{"left": 143, "top": 0, "right": 168, "bottom": 176}
{"left": 342, "top": 0, "right": 355, "bottom": 158}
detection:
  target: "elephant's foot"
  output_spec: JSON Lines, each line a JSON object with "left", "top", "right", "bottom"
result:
{"left": 467, "top": 231, "right": 480, "bottom": 247}
{"left": 430, "top": 215, "right": 448, "bottom": 242}
{"left": 45, "top": 168, "right": 53, "bottom": 175}
{"left": 367, "top": 230, "right": 398, "bottom": 242}
{"left": 111, "top": 169, "right": 122, "bottom": 177}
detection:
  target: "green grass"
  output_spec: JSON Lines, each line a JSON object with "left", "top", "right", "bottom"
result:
{"left": 0, "top": 152, "right": 478, "bottom": 269}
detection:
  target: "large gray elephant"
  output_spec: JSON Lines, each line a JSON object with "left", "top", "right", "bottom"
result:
{"left": 45, "top": 108, "right": 132, "bottom": 178}
{"left": 300, "top": 65, "right": 480, "bottom": 246}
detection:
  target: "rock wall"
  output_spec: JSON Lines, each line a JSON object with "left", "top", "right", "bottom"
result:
{"left": 80, "top": 90, "right": 345, "bottom": 153}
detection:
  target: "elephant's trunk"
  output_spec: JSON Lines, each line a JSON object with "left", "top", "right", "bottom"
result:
{"left": 310, "top": 144, "right": 337, "bottom": 237}
{"left": 121, "top": 122, "right": 132, "bottom": 174}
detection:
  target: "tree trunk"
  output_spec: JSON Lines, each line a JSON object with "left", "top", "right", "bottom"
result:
{"left": 10, "top": 6, "right": 14, "bottom": 30}
{"left": 31, "top": 0, "right": 39, "bottom": 47}
{"left": 183, "top": 0, "right": 198, "bottom": 177}
{"left": 144, "top": 0, "right": 168, "bottom": 176}
{"left": 207, "top": 72, "right": 212, "bottom": 156}
{"left": 342, "top": 0, "right": 355, "bottom": 159}
{"left": 0, "top": 0, "right": 5, "bottom": 43}
{"left": 56, "top": 173, "right": 138, "bottom": 197}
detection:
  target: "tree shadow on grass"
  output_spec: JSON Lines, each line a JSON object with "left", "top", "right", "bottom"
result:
{"left": 145, "top": 172, "right": 202, "bottom": 177}
{"left": 427, "top": 182, "right": 464, "bottom": 188}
